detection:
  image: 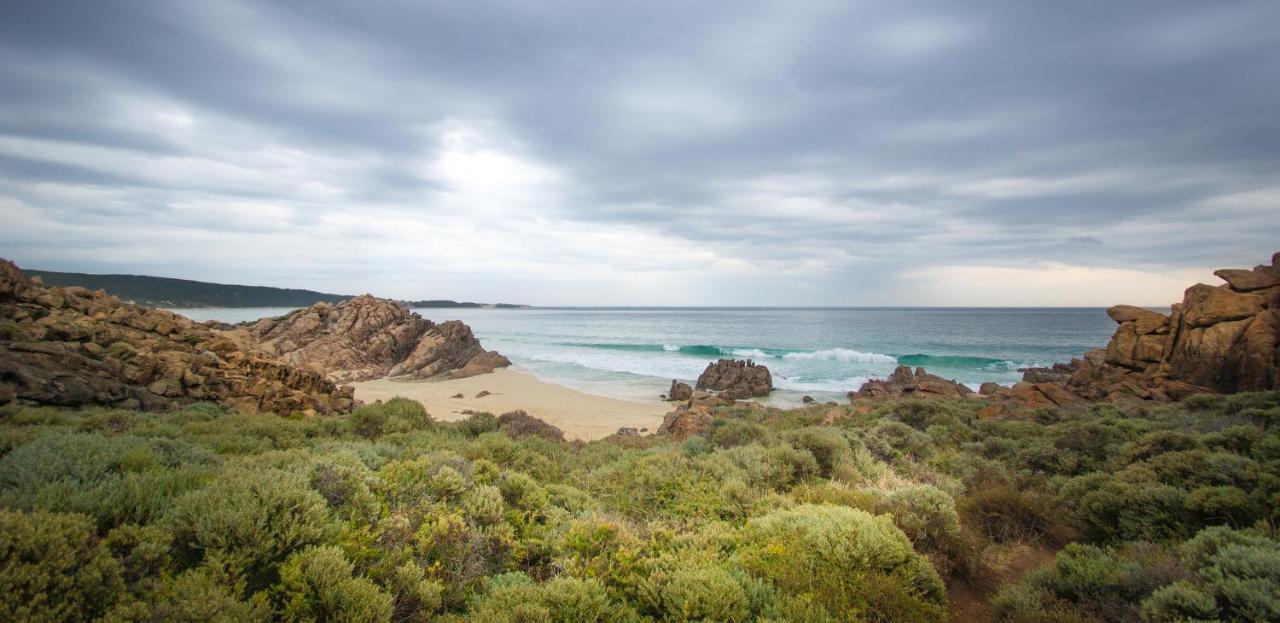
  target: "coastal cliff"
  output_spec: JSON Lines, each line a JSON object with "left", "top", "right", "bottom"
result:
{"left": 0, "top": 258, "right": 354, "bottom": 415}
{"left": 846, "top": 252, "right": 1280, "bottom": 416}
{"left": 0, "top": 258, "right": 510, "bottom": 414}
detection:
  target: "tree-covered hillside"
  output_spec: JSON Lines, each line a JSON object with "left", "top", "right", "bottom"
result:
{"left": 22, "top": 269, "right": 522, "bottom": 309}
{"left": 2, "top": 392, "right": 1278, "bottom": 621}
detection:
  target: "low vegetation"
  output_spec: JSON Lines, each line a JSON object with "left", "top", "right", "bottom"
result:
{"left": 1, "top": 391, "right": 1277, "bottom": 621}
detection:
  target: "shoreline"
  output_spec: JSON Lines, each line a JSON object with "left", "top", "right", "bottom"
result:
{"left": 349, "top": 368, "right": 670, "bottom": 441}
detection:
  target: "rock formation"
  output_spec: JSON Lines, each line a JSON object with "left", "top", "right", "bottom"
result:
{"left": 695, "top": 359, "right": 772, "bottom": 399}
{"left": 241, "top": 296, "right": 509, "bottom": 383}
{"left": 667, "top": 379, "right": 693, "bottom": 401}
{"left": 1064, "top": 252, "right": 1279, "bottom": 400}
{"left": 849, "top": 366, "right": 973, "bottom": 401}
{"left": 0, "top": 259, "right": 354, "bottom": 415}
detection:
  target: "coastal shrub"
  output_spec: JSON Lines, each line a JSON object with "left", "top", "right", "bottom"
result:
{"left": 997, "top": 527, "right": 1280, "bottom": 623}
{"left": 958, "top": 482, "right": 1059, "bottom": 544}
{"left": 129, "top": 567, "right": 271, "bottom": 623}
{"left": 681, "top": 435, "right": 713, "bottom": 456}
{"left": 497, "top": 410, "right": 566, "bottom": 441}
{"left": 389, "top": 561, "right": 445, "bottom": 621}
{"left": 711, "top": 419, "right": 772, "bottom": 448}
{"left": 735, "top": 504, "right": 947, "bottom": 622}
{"left": 876, "top": 485, "right": 964, "bottom": 572}
{"left": 456, "top": 411, "right": 499, "bottom": 437}
{"left": 276, "top": 545, "right": 395, "bottom": 623}
{"left": 166, "top": 469, "right": 330, "bottom": 590}
{"left": 0, "top": 510, "right": 124, "bottom": 622}
{"left": 1139, "top": 581, "right": 1219, "bottom": 622}
{"left": 717, "top": 443, "right": 820, "bottom": 490}
{"left": 784, "top": 427, "right": 855, "bottom": 479}
{"left": 464, "top": 573, "right": 635, "bottom": 622}
{"left": 864, "top": 420, "right": 935, "bottom": 462}
{"left": 639, "top": 559, "right": 750, "bottom": 622}
{"left": 307, "top": 451, "right": 378, "bottom": 521}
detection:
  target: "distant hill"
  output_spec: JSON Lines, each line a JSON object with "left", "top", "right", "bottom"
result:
{"left": 22, "top": 269, "right": 526, "bottom": 309}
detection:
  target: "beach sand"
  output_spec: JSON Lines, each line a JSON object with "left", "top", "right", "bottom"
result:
{"left": 349, "top": 368, "right": 669, "bottom": 441}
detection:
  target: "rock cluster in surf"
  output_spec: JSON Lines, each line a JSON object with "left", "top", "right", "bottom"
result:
{"left": 849, "top": 365, "right": 972, "bottom": 401}
{"left": 696, "top": 358, "right": 773, "bottom": 399}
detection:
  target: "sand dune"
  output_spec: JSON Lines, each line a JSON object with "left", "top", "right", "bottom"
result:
{"left": 349, "top": 368, "right": 668, "bottom": 441}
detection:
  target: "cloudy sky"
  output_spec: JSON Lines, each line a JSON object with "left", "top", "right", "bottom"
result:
{"left": 1, "top": 1, "right": 1277, "bottom": 306}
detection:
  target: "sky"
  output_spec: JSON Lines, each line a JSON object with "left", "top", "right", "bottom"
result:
{"left": 0, "top": 1, "right": 1277, "bottom": 306}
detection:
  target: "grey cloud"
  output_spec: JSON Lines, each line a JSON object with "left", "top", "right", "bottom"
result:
{"left": 0, "top": 0, "right": 1277, "bottom": 304}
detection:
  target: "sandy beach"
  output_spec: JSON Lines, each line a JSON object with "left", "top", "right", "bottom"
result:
{"left": 349, "top": 368, "right": 669, "bottom": 441}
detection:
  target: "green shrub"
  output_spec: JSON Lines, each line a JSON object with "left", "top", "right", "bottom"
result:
{"left": 958, "top": 483, "right": 1059, "bottom": 544}
{"left": 308, "top": 451, "right": 377, "bottom": 521}
{"left": 277, "top": 546, "right": 394, "bottom": 622}
{"left": 640, "top": 561, "right": 750, "bottom": 622}
{"left": 389, "top": 561, "right": 445, "bottom": 621}
{"left": 875, "top": 485, "right": 964, "bottom": 573}
{"left": 135, "top": 567, "right": 271, "bottom": 622}
{"left": 0, "top": 510, "right": 124, "bottom": 622}
{"left": 784, "top": 427, "right": 855, "bottom": 479}
{"left": 166, "top": 469, "right": 330, "bottom": 590}
{"left": 711, "top": 420, "right": 772, "bottom": 448}
{"left": 457, "top": 412, "right": 499, "bottom": 437}
{"left": 736, "top": 504, "right": 947, "bottom": 622}
{"left": 1139, "top": 581, "right": 1218, "bottom": 622}
{"left": 465, "top": 573, "right": 636, "bottom": 622}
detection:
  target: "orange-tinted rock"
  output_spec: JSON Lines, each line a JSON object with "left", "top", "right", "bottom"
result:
{"left": 850, "top": 365, "right": 972, "bottom": 401}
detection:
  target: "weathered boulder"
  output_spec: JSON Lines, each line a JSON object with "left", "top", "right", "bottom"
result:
{"left": 244, "top": 296, "right": 509, "bottom": 382}
{"left": 0, "top": 258, "right": 354, "bottom": 415}
{"left": 1213, "top": 257, "right": 1280, "bottom": 292}
{"left": 656, "top": 405, "right": 715, "bottom": 440}
{"left": 695, "top": 359, "right": 772, "bottom": 399}
{"left": 849, "top": 366, "right": 972, "bottom": 401}
{"left": 667, "top": 379, "right": 693, "bottom": 402}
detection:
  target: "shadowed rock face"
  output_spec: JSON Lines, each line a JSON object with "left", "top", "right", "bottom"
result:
{"left": 0, "top": 258, "right": 354, "bottom": 415}
{"left": 1067, "top": 251, "right": 1279, "bottom": 400}
{"left": 696, "top": 359, "right": 772, "bottom": 399}
{"left": 241, "top": 296, "right": 510, "bottom": 383}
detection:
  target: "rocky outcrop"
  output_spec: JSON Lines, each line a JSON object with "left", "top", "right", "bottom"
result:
{"left": 0, "top": 258, "right": 354, "bottom": 415}
{"left": 849, "top": 366, "right": 973, "bottom": 401}
{"left": 667, "top": 379, "right": 693, "bottom": 402}
{"left": 242, "top": 296, "right": 509, "bottom": 382}
{"left": 1064, "top": 252, "right": 1279, "bottom": 400}
{"left": 695, "top": 359, "right": 772, "bottom": 399}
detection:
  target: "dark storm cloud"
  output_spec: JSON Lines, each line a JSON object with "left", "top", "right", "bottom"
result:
{"left": 0, "top": 0, "right": 1277, "bottom": 304}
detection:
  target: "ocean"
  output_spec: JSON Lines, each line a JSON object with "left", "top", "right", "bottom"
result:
{"left": 175, "top": 306, "right": 1123, "bottom": 406}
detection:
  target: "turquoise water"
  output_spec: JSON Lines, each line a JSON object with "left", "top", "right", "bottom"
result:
{"left": 175, "top": 307, "right": 1121, "bottom": 405}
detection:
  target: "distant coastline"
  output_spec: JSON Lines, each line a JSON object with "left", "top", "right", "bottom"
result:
{"left": 22, "top": 269, "right": 528, "bottom": 309}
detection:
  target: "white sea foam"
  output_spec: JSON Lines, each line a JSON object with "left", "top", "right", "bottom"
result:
{"left": 662, "top": 344, "right": 680, "bottom": 351}
{"left": 781, "top": 348, "right": 897, "bottom": 364}
{"left": 773, "top": 375, "right": 872, "bottom": 392}
{"left": 728, "top": 348, "right": 772, "bottom": 359}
